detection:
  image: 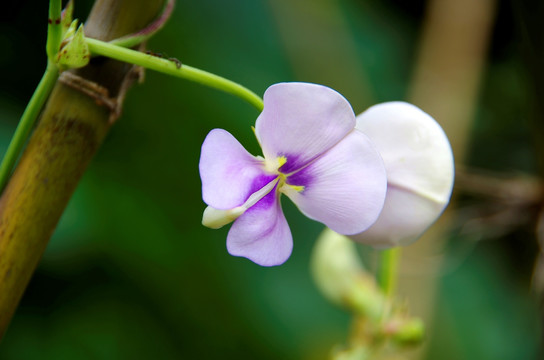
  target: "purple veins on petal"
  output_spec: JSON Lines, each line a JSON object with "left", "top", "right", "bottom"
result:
{"left": 247, "top": 173, "right": 278, "bottom": 197}
{"left": 277, "top": 153, "right": 304, "bottom": 174}
{"left": 285, "top": 164, "right": 314, "bottom": 190}
{"left": 227, "top": 185, "right": 293, "bottom": 267}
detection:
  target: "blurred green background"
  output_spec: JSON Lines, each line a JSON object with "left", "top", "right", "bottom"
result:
{"left": 0, "top": 0, "right": 542, "bottom": 359}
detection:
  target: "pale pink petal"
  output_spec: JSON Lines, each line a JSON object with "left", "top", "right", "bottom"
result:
{"left": 199, "top": 129, "right": 276, "bottom": 210}
{"left": 352, "top": 102, "right": 454, "bottom": 247}
{"left": 255, "top": 82, "right": 356, "bottom": 173}
{"left": 282, "top": 130, "right": 387, "bottom": 235}
{"left": 227, "top": 188, "right": 293, "bottom": 266}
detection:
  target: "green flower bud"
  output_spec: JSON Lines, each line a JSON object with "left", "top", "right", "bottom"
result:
{"left": 385, "top": 316, "right": 425, "bottom": 347}
{"left": 311, "top": 228, "right": 387, "bottom": 320}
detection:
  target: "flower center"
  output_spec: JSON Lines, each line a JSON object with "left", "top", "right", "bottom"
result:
{"left": 264, "top": 156, "right": 305, "bottom": 193}
{"left": 201, "top": 155, "right": 306, "bottom": 230}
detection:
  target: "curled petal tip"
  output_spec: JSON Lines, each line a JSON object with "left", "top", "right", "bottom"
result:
{"left": 202, "top": 206, "right": 245, "bottom": 229}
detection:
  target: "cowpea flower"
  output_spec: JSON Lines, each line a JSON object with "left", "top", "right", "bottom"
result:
{"left": 350, "top": 102, "right": 454, "bottom": 247}
{"left": 199, "top": 82, "right": 387, "bottom": 266}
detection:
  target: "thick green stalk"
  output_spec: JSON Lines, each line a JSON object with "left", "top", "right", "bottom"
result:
{"left": 0, "top": 0, "right": 164, "bottom": 340}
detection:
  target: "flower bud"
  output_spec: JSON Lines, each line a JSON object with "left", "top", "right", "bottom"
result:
{"left": 386, "top": 316, "right": 425, "bottom": 347}
{"left": 311, "top": 228, "right": 385, "bottom": 319}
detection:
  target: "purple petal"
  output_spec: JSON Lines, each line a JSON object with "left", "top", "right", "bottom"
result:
{"left": 227, "top": 187, "right": 293, "bottom": 266}
{"left": 283, "top": 130, "right": 387, "bottom": 235}
{"left": 255, "top": 82, "right": 356, "bottom": 173}
{"left": 352, "top": 102, "right": 454, "bottom": 247}
{"left": 199, "top": 129, "right": 276, "bottom": 210}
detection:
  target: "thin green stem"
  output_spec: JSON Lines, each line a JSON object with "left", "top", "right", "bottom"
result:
{"left": 377, "top": 247, "right": 401, "bottom": 298}
{"left": 46, "top": 0, "right": 63, "bottom": 61}
{"left": 86, "top": 37, "right": 264, "bottom": 111}
{"left": 0, "top": 63, "right": 59, "bottom": 193}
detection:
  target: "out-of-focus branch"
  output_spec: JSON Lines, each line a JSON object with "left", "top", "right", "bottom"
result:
{"left": 513, "top": 6, "right": 544, "bottom": 345}
{"left": 455, "top": 167, "right": 543, "bottom": 204}
{"left": 408, "top": 0, "right": 496, "bottom": 161}
{"left": 267, "top": 0, "right": 374, "bottom": 111}
{"left": 454, "top": 167, "right": 543, "bottom": 240}
{"left": 400, "top": 0, "right": 497, "bottom": 358}
{"left": 0, "top": 0, "right": 165, "bottom": 339}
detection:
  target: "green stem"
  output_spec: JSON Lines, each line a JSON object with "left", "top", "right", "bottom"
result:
{"left": 377, "top": 247, "right": 401, "bottom": 297}
{"left": 0, "top": 63, "right": 59, "bottom": 193}
{"left": 86, "top": 37, "right": 264, "bottom": 111}
{"left": 46, "top": 0, "right": 63, "bottom": 61}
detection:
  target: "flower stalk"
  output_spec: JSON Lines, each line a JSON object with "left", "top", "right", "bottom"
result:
{"left": 378, "top": 247, "right": 401, "bottom": 297}
{"left": 86, "top": 37, "right": 264, "bottom": 111}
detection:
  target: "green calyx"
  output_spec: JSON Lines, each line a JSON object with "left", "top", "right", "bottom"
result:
{"left": 56, "top": 20, "right": 90, "bottom": 70}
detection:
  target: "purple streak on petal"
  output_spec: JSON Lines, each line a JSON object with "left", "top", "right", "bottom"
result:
{"left": 248, "top": 173, "right": 278, "bottom": 196}
{"left": 199, "top": 129, "right": 275, "bottom": 210}
{"left": 283, "top": 130, "right": 387, "bottom": 235}
{"left": 227, "top": 187, "right": 293, "bottom": 266}
{"left": 285, "top": 165, "right": 314, "bottom": 189}
{"left": 277, "top": 153, "right": 304, "bottom": 174}
{"left": 255, "top": 82, "right": 356, "bottom": 172}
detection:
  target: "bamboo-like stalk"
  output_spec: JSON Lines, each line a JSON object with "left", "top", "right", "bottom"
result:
{"left": 0, "top": 0, "right": 164, "bottom": 339}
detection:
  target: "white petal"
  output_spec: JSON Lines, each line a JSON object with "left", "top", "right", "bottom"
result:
{"left": 353, "top": 102, "right": 454, "bottom": 247}
{"left": 349, "top": 185, "right": 447, "bottom": 247}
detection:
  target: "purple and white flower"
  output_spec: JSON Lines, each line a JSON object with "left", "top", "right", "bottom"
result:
{"left": 199, "top": 82, "right": 388, "bottom": 266}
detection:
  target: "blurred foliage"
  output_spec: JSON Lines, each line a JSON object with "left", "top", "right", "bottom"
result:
{"left": 0, "top": 0, "right": 541, "bottom": 359}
